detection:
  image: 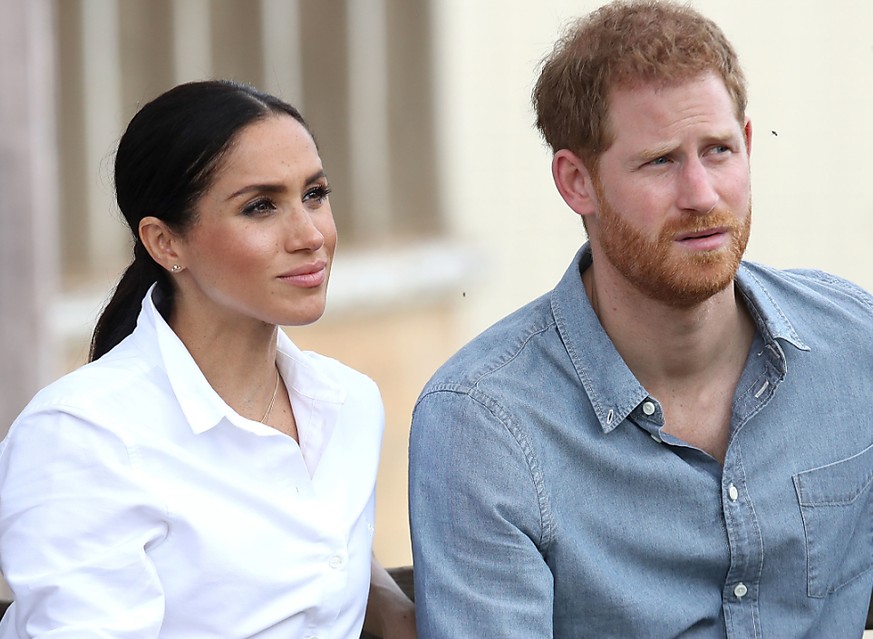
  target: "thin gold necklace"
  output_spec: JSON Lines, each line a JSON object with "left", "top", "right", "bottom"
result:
{"left": 259, "top": 368, "right": 280, "bottom": 424}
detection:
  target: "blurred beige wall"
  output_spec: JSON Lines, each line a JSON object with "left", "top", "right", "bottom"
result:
{"left": 2, "top": 0, "right": 872, "bottom": 580}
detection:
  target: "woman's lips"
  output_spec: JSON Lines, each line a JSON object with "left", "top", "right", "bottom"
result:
{"left": 278, "top": 262, "right": 327, "bottom": 288}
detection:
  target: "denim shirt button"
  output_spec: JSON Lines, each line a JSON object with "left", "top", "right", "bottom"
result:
{"left": 728, "top": 484, "right": 739, "bottom": 501}
{"left": 641, "top": 401, "right": 656, "bottom": 416}
{"left": 733, "top": 582, "right": 748, "bottom": 599}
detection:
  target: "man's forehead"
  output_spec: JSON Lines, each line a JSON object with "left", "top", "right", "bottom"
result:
{"left": 604, "top": 73, "right": 741, "bottom": 131}
{"left": 606, "top": 71, "right": 727, "bottom": 102}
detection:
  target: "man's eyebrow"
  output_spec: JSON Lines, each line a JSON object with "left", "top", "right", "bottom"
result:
{"left": 631, "top": 132, "right": 739, "bottom": 165}
{"left": 225, "top": 170, "right": 326, "bottom": 201}
{"left": 633, "top": 144, "right": 675, "bottom": 163}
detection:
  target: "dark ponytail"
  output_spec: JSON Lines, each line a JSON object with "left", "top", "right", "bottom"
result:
{"left": 88, "top": 80, "right": 312, "bottom": 361}
{"left": 89, "top": 241, "right": 170, "bottom": 360}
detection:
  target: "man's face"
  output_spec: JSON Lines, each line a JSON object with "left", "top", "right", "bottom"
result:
{"left": 586, "top": 73, "right": 752, "bottom": 308}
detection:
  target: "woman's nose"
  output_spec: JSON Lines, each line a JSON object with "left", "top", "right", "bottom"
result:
{"left": 284, "top": 209, "right": 325, "bottom": 252}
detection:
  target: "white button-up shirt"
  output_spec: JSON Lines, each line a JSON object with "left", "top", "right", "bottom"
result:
{"left": 0, "top": 288, "right": 384, "bottom": 638}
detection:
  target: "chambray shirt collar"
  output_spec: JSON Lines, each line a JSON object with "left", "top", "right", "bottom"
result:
{"left": 734, "top": 261, "right": 809, "bottom": 352}
{"left": 140, "top": 284, "right": 346, "bottom": 436}
{"left": 551, "top": 244, "right": 809, "bottom": 434}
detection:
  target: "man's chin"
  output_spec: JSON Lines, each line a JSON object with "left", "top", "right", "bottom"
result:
{"left": 638, "top": 254, "right": 741, "bottom": 308}
{"left": 652, "top": 280, "right": 735, "bottom": 308}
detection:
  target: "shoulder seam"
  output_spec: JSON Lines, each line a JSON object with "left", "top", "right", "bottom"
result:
{"left": 415, "top": 384, "right": 555, "bottom": 552}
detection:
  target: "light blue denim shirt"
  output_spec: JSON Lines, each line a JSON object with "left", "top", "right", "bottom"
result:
{"left": 409, "top": 244, "right": 873, "bottom": 638}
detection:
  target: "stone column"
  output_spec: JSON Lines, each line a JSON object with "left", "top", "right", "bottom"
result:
{"left": 0, "top": 0, "right": 59, "bottom": 599}
{"left": 0, "top": 0, "right": 59, "bottom": 431}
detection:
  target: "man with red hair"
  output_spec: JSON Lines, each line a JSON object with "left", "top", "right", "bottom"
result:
{"left": 410, "top": 1, "right": 873, "bottom": 637}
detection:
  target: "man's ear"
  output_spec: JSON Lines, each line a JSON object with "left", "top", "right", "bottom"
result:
{"left": 139, "top": 216, "right": 185, "bottom": 273}
{"left": 552, "top": 149, "right": 598, "bottom": 218}
{"left": 743, "top": 116, "right": 752, "bottom": 157}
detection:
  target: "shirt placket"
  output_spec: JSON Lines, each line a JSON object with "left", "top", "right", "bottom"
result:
{"left": 301, "top": 508, "right": 350, "bottom": 639}
{"left": 721, "top": 343, "right": 784, "bottom": 639}
{"left": 721, "top": 447, "right": 763, "bottom": 638}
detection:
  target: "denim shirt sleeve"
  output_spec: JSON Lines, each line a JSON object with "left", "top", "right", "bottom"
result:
{"left": 409, "top": 385, "right": 554, "bottom": 637}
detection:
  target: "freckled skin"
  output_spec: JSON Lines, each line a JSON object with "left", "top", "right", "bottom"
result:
{"left": 587, "top": 73, "right": 752, "bottom": 307}
{"left": 173, "top": 115, "right": 337, "bottom": 332}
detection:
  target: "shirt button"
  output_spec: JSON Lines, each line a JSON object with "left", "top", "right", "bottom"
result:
{"left": 728, "top": 484, "right": 739, "bottom": 501}
{"left": 329, "top": 555, "right": 344, "bottom": 569}
{"left": 641, "top": 401, "right": 656, "bottom": 416}
{"left": 734, "top": 583, "right": 748, "bottom": 598}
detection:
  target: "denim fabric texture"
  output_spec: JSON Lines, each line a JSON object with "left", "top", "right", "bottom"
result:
{"left": 409, "top": 244, "right": 873, "bottom": 638}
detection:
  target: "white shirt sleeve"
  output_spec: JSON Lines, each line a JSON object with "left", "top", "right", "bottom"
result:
{"left": 0, "top": 407, "right": 168, "bottom": 637}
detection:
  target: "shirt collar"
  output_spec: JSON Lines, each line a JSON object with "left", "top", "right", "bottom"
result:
{"left": 550, "top": 244, "right": 809, "bottom": 434}
{"left": 550, "top": 246, "right": 649, "bottom": 434}
{"left": 734, "top": 262, "right": 809, "bottom": 352}
{"left": 139, "top": 285, "right": 346, "bottom": 436}
{"left": 274, "top": 330, "right": 348, "bottom": 407}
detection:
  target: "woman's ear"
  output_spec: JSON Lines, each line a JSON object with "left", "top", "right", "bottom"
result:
{"left": 139, "top": 217, "right": 185, "bottom": 273}
{"left": 552, "top": 150, "right": 598, "bottom": 219}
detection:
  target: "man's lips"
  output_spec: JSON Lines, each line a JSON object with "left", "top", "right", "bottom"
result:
{"left": 673, "top": 227, "right": 732, "bottom": 252}
{"left": 675, "top": 226, "right": 729, "bottom": 241}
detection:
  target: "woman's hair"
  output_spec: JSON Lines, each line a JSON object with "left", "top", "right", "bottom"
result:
{"left": 532, "top": 0, "right": 747, "bottom": 170}
{"left": 89, "top": 80, "right": 312, "bottom": 361}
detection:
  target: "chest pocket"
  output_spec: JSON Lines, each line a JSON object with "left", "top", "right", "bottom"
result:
{"left": 793, "top": 442, "right": 873, "bottom": 598}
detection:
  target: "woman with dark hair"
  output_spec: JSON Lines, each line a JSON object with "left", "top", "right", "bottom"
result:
{"left": 0, "top": 80, "right": 415, "bottom": 638}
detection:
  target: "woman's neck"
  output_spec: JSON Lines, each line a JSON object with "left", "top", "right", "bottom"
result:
{"left": 169, "top": 298, "right": 280, "bottom": 422}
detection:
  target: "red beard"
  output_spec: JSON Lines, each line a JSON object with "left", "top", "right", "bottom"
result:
{"left": 594, "top": 188, "right": 751, "bottom": 308}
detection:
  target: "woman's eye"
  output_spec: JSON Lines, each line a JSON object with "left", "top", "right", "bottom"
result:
{"left": 303, "top": 185, "right": 332, "bottom": 204}
{"left": 242, "top": 198, "right": 277, "bottom": 216}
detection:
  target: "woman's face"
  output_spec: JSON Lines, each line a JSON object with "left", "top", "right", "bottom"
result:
{"left": 174, "top": 114, "right": 337, "bottom": 328}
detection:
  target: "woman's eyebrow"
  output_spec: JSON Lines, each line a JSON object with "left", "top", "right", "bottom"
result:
{"left": 226, "top": 170, "right": 327, "bottom": 201}
{"left": 226, "top": 183, "right": 287, "bottom": 201}
{"left": 304, "top": 169, "right": 327, "bottom": 185}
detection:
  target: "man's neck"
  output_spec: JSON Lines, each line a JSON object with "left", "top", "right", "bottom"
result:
{"left": 582, "top": 261, "right": 752, "bottom": 386}
{"left": 582, "top": 261, "right": 756, "bottom": 462}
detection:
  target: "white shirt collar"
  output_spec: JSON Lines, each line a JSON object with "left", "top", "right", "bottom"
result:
{"left": 141, "top": 285, "right": 347, "bottom": 441}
